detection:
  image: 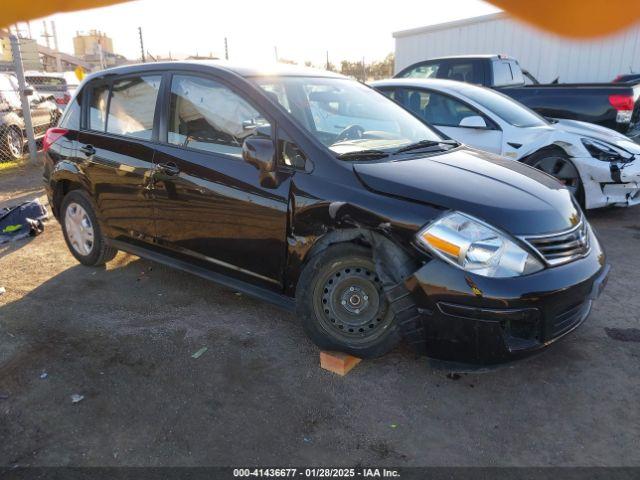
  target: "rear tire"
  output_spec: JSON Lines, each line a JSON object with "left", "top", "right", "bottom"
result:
{"left": 3, "top": 126, "right": 23, "bottom": 160}
{"left": 60, "top": 190, "right": 117, "bottom": 266}
{"left": 524, "top": 148, "right": 585, "bottom": 207}
{"left": 296, "top": 244, "right": 401, "bottom": 358}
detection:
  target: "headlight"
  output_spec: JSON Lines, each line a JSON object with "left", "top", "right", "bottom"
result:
{"left": 581, "top": 138, "right": 632, "bottom": 162}
{"left": 416, "top": 212, "right": 544, "bottom": 278}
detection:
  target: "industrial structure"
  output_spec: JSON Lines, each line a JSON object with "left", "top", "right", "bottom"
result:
{"left": 0, "top": 30, "right": 41, "bottom": 70}
{"left": 393, "top": 13, "right": 640, "bottom": 83}
{"left": 73, "top": 30, "right": 127, "bottom": 69}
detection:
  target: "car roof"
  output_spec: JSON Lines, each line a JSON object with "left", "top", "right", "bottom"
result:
{"left": 371, "top": 77, "right": 488, "bottom": 96}
{"left": 406, "top": 54, "right": 501, "bottom": 63}
{"left": 83, "top": 60, "right": 346, "bottom": 83}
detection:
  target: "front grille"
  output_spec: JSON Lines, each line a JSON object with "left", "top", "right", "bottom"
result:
{"left": 522, "top": 219, "right": 590, "bottom": 266}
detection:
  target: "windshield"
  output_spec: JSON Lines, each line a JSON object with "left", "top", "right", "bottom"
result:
{"left": 252, "top": 76, "right": 442, "bottom": 156}
{"left": 458, "top": 85, "right": 547, "bottom": 128}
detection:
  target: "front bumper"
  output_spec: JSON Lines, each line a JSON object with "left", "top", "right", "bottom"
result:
{"left": 404, "top": 228, "right": 609, "bottom": 364}
{"left": 575, "top": 155, "right": 640, "bottom": 209}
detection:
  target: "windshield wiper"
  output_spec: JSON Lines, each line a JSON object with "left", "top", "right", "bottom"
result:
{"left": 393, "top": 139, "right": 459, "bottom": 155}
{"left": 336, "top": 149, "right": 389, "bottom": 160}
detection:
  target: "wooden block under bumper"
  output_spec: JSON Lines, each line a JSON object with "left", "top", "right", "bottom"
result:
{"left": 320, "top": 351, "right": 362, "bottom": 376}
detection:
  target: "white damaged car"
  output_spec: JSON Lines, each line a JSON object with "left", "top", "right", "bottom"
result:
{"left": 371, "top": 78, "right": 640, "bottom": 209}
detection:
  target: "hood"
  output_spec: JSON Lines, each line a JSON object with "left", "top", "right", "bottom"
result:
{"left": 554, "top": 118, "right": 640, "bottom": 154}
{"left": 354, "top": 148, "right": 580, "bottom": 235}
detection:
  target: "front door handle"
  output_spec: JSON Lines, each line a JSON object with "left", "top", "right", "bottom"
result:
{"left": 79, "top": 144, "right": 96, "bottom": 156}
{"left": 155, "top": 162, "right": 180, "bottom": 176}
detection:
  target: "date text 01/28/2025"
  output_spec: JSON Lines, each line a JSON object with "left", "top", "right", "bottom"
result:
{"left": 232, "top": 468, "right": 400, "bottom": 477}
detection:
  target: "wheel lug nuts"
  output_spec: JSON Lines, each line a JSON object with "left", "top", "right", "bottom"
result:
{"left": 341, "top": 300, "right": 346, "bottom": 305}
{"left": 355, "top": 309, "right": 360, "bottom": 314}
{"left": 349, "top": 287, "right": 354, "bottom": 292}
{"left": 363, "top": 295, "right": 368, "bottom": 300}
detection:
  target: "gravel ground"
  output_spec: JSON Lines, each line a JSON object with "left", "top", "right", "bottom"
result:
{"left": 0, "top": 161, "right": 638, "bottom": 467}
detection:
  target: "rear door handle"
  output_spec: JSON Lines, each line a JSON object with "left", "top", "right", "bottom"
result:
{"left": 79, "top": 144, "right": 96, "bottom": 156}
{"left": 155, "top": 162, "right": 180, "bottom": 176}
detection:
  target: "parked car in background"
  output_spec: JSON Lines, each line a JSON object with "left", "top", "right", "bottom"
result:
{"left": 395, "top": 55, "right": 640, "bottom": 139}
{"left": 43, "top": 61, "right": 609, "bottom": 364}
{"left": 373, "top": 78, "right": 640, "bottom": 210}
{"left": 25, "top": 71, "right": 71, "bottom": 112}
{"left": 614, "top": 73, "right": 640, "bottom": 84}
{"left": 0, "top": 72, "right": 61, "bottom": 159}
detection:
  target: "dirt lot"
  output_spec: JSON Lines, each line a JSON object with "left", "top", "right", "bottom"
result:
{"left": 0, "top": 160, "right": 639, "bottom": 467}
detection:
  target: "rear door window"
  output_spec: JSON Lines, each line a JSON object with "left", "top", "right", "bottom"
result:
{"left": 439, "top": 60, "right": 484, "bottom": 84}
{"left": 399, "top": 62, "right": 440, "bottom": 79}
{"left": 446, "top": 62, "right": 476, "bottom": 83}
{"left": 400, "top": 60, "right": 484, "bottom": 84}
{"left": 381, "top": 87, "right": 482, "bottom": 127}
{"left": 106, "top": 76, "right": 161, "bottom": 140}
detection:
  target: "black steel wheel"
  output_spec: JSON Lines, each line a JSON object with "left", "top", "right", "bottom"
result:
{"left": 296, "top": 243, "right": 400, "bottom": 358}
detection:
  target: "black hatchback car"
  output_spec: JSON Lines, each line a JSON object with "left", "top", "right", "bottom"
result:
{"left": 43, "top": 61, "right": 610, "bottom": 363}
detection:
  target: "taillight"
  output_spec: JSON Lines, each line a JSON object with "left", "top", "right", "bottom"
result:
{"left": 43, "top": 127, "right": 68, "bottom": 153}
{"left": 55, "top": 93, "right": 70, "bottom": 105}
{"left": 609, "top": 94, "right": 634, "bottom": 111}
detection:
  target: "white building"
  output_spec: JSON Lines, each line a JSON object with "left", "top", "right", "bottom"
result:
{"left": 393, "top": 13, "right": 640, "bottom": 83}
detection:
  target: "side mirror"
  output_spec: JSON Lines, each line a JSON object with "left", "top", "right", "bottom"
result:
{"left": 459, "top": 115, "right": 487, "bottom": 129}
{"left": 242, "top": 136, "right": 279, "bottom": 188}
{"left": 23, "top": 87, "right": 34, "bottom": 97}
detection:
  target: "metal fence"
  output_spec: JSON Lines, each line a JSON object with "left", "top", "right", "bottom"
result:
{"left": 0, "top": 35, "right": 45, "bottom": 164}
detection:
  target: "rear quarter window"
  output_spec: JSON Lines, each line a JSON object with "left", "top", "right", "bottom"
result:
{"left": 88, "top": 83, "right": 110, "bottom": 131}
{"left": 59, "top": 95, "right": 81, "bottom": 130}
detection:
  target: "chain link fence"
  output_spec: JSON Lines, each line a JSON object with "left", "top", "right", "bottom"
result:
{"left": 0, "top": 35, "right": 62, "bottom": 164}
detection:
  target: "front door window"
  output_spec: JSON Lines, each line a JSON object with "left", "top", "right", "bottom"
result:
{"left": 167, "top": 75, "right": 271, "bottom": 157}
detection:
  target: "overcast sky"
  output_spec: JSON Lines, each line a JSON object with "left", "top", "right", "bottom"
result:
{"left": 27, "top": 0, "right": 499, "bottom": 65}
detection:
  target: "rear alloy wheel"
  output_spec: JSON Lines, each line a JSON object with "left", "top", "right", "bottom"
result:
{"left": 296, "top": 244, "right": 400, "bottom": 358}
{"left": 4, "top": 127, "right": 23, "bottom": 160}
{"left": 526, "top": 149, "right": 585, "bottom": 206}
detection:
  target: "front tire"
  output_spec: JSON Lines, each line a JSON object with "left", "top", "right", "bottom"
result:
{"left": 524, "top": 148, "right": 585, "bottom": 207}
{"left": 296, "top": 244, "right": 401, "bottom": 358}
{"left": 61, "top": 190, "right": 117, "bottom": 266}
